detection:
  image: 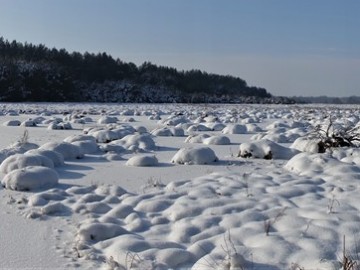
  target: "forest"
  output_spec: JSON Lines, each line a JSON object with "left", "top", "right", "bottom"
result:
{"left": 0, "top": 37, "right": 292, "bottom": 103}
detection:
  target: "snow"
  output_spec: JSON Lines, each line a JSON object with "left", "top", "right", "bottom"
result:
{"left": 2, "top": 166, "right": 59, "bottom": 191}
{"left": 171, "top": 147, "right": 218, "bottom": 164}
{"left": 238, "top": 139, "right": 300, "bottom": 159}
{"left": 126, "top": 155, "right": 159, "bottom": 167}
{"left": 0, "top": 153, "right": 54, "bottom": 173}
{"left": 1, "top": 102, "right": 360, "bottom": 269}
{"left": 39, "top": 141, "right": 84, "bottom": 160}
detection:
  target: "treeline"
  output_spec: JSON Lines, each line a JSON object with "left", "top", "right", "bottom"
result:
{"left": 292, "top": 96, "right": 360, "bottom": 104}
{"left": 0, "top": 37, "right": 283, "bottom": 103}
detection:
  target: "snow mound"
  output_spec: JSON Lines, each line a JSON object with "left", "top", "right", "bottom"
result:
{"left": 222, "top": 124, "right": 247, "bottom": 134}
{"left": 63, "top": 134, "right": 99, "bottom": 154}
{"left": 171, "top": 147, "right": 218, "bottom": 165}
{"left": 159, "top": 115, "right": 189, "bottom": 126}
{"left": 3, "top": 120, "right": 21, "bottom": 126}
{"left": 238, "top": 139, "right": 299, "bottom": 159}
{"left": 89, "top": 130, "right": 118, "bottom": 143}
{"left": 126, "top": 155, "right": 159, "bottom": 167}
{"left": 122, "top": 117, "right": 135, "bottom": 122}
{"left": 185, "top": 134, "right": 210, "bottom": 143}
{"left": 21, "top": 120, "right": 37, "bottom": 127}
{"left": 187, "top": 124, "right": 211, "bottom": 132}
{"left": 88, "top": 125, "right": 135, "bottom": 143}
{"left": 39, "top": 142, "right": 84, "bottom": 160}
{"left": 47, "top": 122, "right": 72, "bottom": 130}
{"left": 284, "top": 152, "right": 360, "bottom": 181}
{"left": 9, "top": 141, "right": 39, "bottom": 152}
{"left": 251, "top": 132, "right": 289, "bottom": 143}
{"left": 290, "top": 137, "right": 322, "bottom": 153}
{"left": 113, "top": 134, "right": 156, "bottom": 151}
{"left": 99, "top": 144, "right": 129, "bottom": 154}
{"left": 202, "top": 135, "right": 231, "bottom": 145}
{"left": 332, "top": 148, "right": 360, "bottom": 166}
{"left": 245, "top": 123, "right": 263, "bottom": 133}
{"left": 25, "top": 149, "right": 65, "bottom": 167}
{"left": 151, "top": 127, "right": 173, "bottom": 136}
{"left": 0, "top": 153, "right": 54, "bottom": 174}
{"left": 0, "top": 142, "right": 39, "bottom": 163}
{"left": 1, "top": 166, "right": 59, "bottom": 191}
{"left": 97, "top": 116, "right": 118, "bottom": 124}
{"left": 204, "top": 122, "right": 226, "bottom": 131}
{"left": 151, "top": 127, "right": 185, "bottom": 137}
{"left": 78, "top": 222, "right": 130, "bottom": 242}
{"left": 71, "top": 140, "right": 99, "bottom": 154}
{"left": 134, "top": 126, "right": 147, "bottom": 134}
{"left": 63, "top": 134, "right": 96, "bottom": 144}
{"left": 252, "top": 126, "right": 306, "bottom": 143}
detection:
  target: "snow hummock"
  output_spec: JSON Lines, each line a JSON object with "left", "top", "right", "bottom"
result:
{"left": 171, "top": 147, "right": 218, "bottom": 164}
{"left": 238, "top": 139, "right": 300, "bottom": 159}
{"left": 25, "top": 149, "right": 65, "bottom": 167}
{"left": 290, "top": 136, "right": 322, "bottom": 153}
{"left": 126, "top": 155, "right": 159, "bottom": 167}
{"left": 0, "top": 153, "right": 54, "bottom": 174}
{"left": 112, "top": 134, "right": 157, "bottom": 151}
{"left": 2, "top": 166, "right": 59, "bottom": 191}
{"left": 202, "top": 135, "right": 231, "bottom": 145}
{"left": 39, "top": 142, "right": 84, "bottom": 160}
{"left": 222, "top": 124, "right": 247, "bottom": 134}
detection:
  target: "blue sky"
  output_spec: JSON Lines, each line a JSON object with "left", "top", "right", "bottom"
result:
{"left": 0, "top": 0, "right": 359, "bottom": 96}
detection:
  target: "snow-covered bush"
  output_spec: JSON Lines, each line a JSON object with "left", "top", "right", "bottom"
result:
{"left": 77, "top": 222, "right": 129, "bottom": 242}
{"left": 63, "top": 134, "right": 96, "bottom": 144}
{"left": 89, "top": 130, "right": 118, "bottom": 143}
{"left": 151, "top": 127, "right": 185, "bottom": 137}
{"left": 222, "top": 124, "right": 247, "bottom": 134}
{"left": 170, "top": 127, "right": 185, "bottom": 137}
{"left": 114, "top": 134, "right": 156, "bottom": 151}
{"left": 97, "top": 116, "right": 118, "bottom": 124}
{"left": 2, "top": 166, "right": 59, "bottom": 191}
{"left": 204, "top": 122, "right": 226, "bottom": 131}
{"left": 47, "top": 122, "right": 72, "bottom": 130}
{"left": 99, "top": 144, "right": 128, "bottom": 154}
{"left": 245, "top": 123, "right": 263, "bottom": 133}
{"left": 284, "top": 152, "right": 360, "bottom": 180}
{"left": 21, "top": 120, "right": 37, "bottom": 127}
{"left": 159, "top": 115, "right": 189, "bottom": 126}
{"left": 251, "top": 133, "right": 289, "bottom": 143}
{"left": 0, "top": 138, "right": 39, "bottom": 164}
{"left": 151, "top": 127, "right": 173, "bottom": 136}
{"left": 39, "top": 142, "right": 84, "bottom": 160}
{"left": 238, "top": 139, "right": 299, "bottom": 160}
{"left": 134, "top": 126, "right": 148, "bottom": 134}
{"left": 185, "top": 134, "right": 210, "bottom": 144}
{"left": 31, "top": 116, "right": 46, "bottom": 124}
{"left": 126, "top": 155, "right": 159, "bottom": 167}
{"left": 3, "top": 120, "right": 21, "bottom": 126}
{"left": 71, "top": 140, "right": 99, "bottom": 154}
{"left": 171, "top": 147, "right": 218, "bottom": 165}
{"left": 290, "top": 137, "right": 322, "bottom": 153}
{"left": 25, "top": 149, "right": 65, "bottom": 167}
{"left": 202, "top": 135, "right": 231, "bottom": 145}
{"left": 0, "top": 153, "right": 54, "bottom": 174}
{"left": 186, "top": 124, "right": 211, "bottom": 132}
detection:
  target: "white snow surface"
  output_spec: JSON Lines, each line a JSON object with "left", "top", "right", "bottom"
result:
{"left": 0, "top": 103, "right": 360, "bottom": 269}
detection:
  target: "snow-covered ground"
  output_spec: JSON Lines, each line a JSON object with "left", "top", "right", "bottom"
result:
{"left": 1, "top": 102, "right": 360, "bottom": 270}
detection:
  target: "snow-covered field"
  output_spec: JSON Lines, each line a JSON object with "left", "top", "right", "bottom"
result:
{"left": 1, "top": 102, "right": 360, "bottom": 270}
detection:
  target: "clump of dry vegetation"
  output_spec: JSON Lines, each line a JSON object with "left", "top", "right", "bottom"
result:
{"left": 312, "top": 117, "right": 360, "bottom": 153}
